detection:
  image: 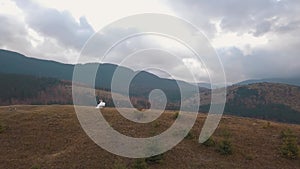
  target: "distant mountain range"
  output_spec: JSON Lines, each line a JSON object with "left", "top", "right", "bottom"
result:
{"left": 235, "top": 77, "right": 300, "bottom": 87}
{"left": 1, "top": 49, "right": 300, "bottom": 124}
{"left": 0, "top": 49, "right": 200, "bottom": 104}
{"left": 195, "top": 78, "right": 300, "bottom": 89}
{"left": 197, "top": 83, "right": 300, "bottom": 124}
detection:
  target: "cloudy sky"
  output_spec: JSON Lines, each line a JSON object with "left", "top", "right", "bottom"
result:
{"left": 0, "top": 0, "right": 300, "bottom": 83}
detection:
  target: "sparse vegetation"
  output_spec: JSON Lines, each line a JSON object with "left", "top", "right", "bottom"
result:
{"left": 132, "top": 159, "right": 148, "bottom": 169}
{"left": 1, "top": 106, "right": 300, "bottom": 168}
{"left": 220, "top": 128, "right": 231, "bottom": 139}
{"left": 173, "top": 111, "right": 179, "bottom": 120}
{"left": 149, "top": 129, "right": 157, "bottom": 136}
{"left": 145, "top": 154, "right": 164, "bottom": 164}
{"left": 279, "top": 129, "right": 299, "bottom": 159}
{"left": 202, "top": 137, "right": 215, "bottom": 147}
{"left": 217, "top": 139, "right": 233, "bottom": 155}
{"left": 263, "top": 121, "right": 271, "bottom": 129}
{"left": 0, "top": 123, "right": 4, "bottom": 133}
{"left": 31, "top": 165, "right": 41, "bottom": 169}
{"left": 216, "top": 129, "right": 233, "bottom": 155}
{"left": 280, "top": 128, "right": 294, "bottom": 139}
{"left": 113, "top": 162, "right": 127, "bottom": 169}
{"left": 280, "top": 138, "right": 299, "bottom": 159}
{"left": 153, "top": 121, "right": 160, "bottom": 128}
{"left": 145, "top": 142, "right": 164, "bottom": 164}
{"left": 185, "top": 130, "right": 194, "bottom": 140}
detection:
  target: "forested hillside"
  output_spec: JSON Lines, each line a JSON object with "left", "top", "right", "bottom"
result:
{"left": 0, "top": 49, "right": 198, "bottom": 103}
{"left": 198, "top": 83, "right": 300, "bottom": 124}
{"left": 0, "top": 73, "right": 72, "bottom": 105}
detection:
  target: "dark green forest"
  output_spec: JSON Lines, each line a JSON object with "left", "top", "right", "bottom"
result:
{"left": 0, "top": 73, "right": 60, "bottom": 103}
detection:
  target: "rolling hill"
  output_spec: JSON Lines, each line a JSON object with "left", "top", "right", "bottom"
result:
{"left": 0, "top": 105, "right": 299, "bottom": 168}
{"left": 1, "top": 72, "right": 300, "bottom": 124}
{"left": 0, "top": 49, "right": 199, "bottom": 101}
{"left": 197, "top": 83, "right": 300, "bottom": 124}
{"left": 236, "top": 77, "right": 300, "bottom": 87}
{"left": 1, "top": 49, "right": 300, "bottom": 124}
{"left": 0, "top": 73, "right": 152, "bottom": 109}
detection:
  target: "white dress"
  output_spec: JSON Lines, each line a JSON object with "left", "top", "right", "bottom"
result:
{"left": 96, "top": 101, "right": 106, "bottom": 109}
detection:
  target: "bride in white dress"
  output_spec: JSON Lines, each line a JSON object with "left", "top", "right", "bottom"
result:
{"left": 96, "top": 99, "right": 106, "bottom": 109}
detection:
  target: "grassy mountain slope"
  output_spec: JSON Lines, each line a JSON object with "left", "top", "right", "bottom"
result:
{"left": 0, "top": 106, "right": 299, "bottom": 169}
{"left": 1, "top": 72, "right": 300, "bottom": 124}
{"left": 1, "top": 49, "right": 300, "bottom": 124}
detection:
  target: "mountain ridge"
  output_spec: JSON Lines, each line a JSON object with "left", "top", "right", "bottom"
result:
{"left": 235, "top": 77, "right": 300, "bottom": 87}
{"left": 0, "top": 49, "right": 201, "bottom": 102}
{"left": 197, "top": 82, "right": 300, "bottom": 124}
{"left": 1, "top": 49, "right": 300, "bottom": 124}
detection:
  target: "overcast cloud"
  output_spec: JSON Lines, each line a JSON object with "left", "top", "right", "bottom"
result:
{"left": 0, "top": 0, "right": 299, "bottom": 83}
{"left": 165, "top": 0, "right": 300, "bottom": 82}
{"left": 13, "top": 0, "right": 94, "bottom": 50}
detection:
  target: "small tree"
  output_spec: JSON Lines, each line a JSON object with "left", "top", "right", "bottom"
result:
{"left": 280, "top": 129, "right": 299, "bottom": 159}
{"left": 280, "top": 128, "right": 294, "bottom": 139}
{"left": 217, "top": 139, "right": 233, "bottom": 155}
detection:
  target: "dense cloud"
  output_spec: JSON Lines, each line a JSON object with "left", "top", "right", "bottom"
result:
{"left": 0, "top": 0, "right": 299, "bottom": 83}
{"left": 0, "top": 0, "right": 96, "bottom": 63}
{"left": 167, "top": 0, "right": 300, "bottom": 37}
{"left": 12, "top": 0, "right": 94, "bottom": 50}
{"left": 165, "top": 0, "right": 300, "bottom": 82}
{"left": 0, "top": 14, "right": 32, "bottom": 51}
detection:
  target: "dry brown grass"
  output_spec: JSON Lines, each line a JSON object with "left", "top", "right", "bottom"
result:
{"left": 0, "top": 105, "right": 299, "bottom": 169}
